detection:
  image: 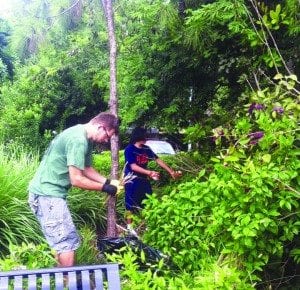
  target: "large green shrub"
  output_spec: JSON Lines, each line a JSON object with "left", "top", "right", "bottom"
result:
{"left": 141, "top": 75, "right": 299, "bottom": 284}
{"left": 93, "top": 151, "right": 125, "bottom": 177}
{"left": 106, "top": 245, "right": 254, "bottom": 289}
{"left": 0, "top": 243, "right": 56, "bottom": 271}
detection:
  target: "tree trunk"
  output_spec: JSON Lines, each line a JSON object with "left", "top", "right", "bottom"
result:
{"left": 102, "top": 0, "right": 119, "bottom": 238}
{"left": 178, "top": 0, "right": 186, "bottom": 18}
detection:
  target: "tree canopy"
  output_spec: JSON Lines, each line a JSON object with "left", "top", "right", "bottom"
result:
{"left": 0, "top": 0, "right": 298, "bottom": 150}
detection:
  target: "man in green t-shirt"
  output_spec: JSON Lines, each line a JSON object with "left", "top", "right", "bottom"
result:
{"left": 28, "top": 112, "right": 119, "bottom": 268}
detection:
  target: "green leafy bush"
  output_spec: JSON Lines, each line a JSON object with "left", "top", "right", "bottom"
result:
{"left": 141, "top": 76, "right": 299, "bottom": 284}
{"left": 106, "top": 246, "right": 254, "bottom": 289}
{"left": 0, "top": 243, "right": 56, "bottom": 271}
{"left": 93, "top": 151, "right": 125, "bottom": 177}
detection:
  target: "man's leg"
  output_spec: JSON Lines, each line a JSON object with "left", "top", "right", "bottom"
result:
{"left": 56, "top": 250, "right": 75, "bottom": 267}
{"left": 36, "top": 196, "right": 80, "bottom": 265}
{"left": 125, "top": 183, "right": 135, "bottom": 229}
{"left": 55, "top": 251, "right": 76, "bottom": 288}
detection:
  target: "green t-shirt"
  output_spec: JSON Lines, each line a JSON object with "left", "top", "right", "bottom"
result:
{"left": 28, "top": 124, "right": 93, "bottom": 198}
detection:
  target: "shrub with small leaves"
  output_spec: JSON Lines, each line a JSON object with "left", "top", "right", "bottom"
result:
{"left": 142, "top": 75, "right": 299, "bottom": 284}
{"left": 0, "top": 243, "right": 56, "bottom": 271}
{"left": 106, "top": 246, "right": 254, "bottom": 289}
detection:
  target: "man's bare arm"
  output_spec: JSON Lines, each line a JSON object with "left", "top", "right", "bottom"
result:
{"left": 82, "top": 166, "right": 107, "bottom": 183}
{"left": 69, "top": 166, "right": 105, "bottom": 190}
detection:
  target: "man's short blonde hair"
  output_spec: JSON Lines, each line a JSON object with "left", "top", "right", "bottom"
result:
{"left": 90, "top": 112, "right": 119, "bottom": 132}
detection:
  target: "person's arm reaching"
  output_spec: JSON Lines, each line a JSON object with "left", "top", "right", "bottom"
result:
{"left": 82, "top": 166, "right": 108, "bottom": 184}
{"left": 130, "top": 163, "right": 159, "bottom": 179}
{"left": 156, "top": 158, "right": 178, "bottom": 179}
{"left": 155, "top": 158, "right": 182, "bottom": 179}
{"left": 69, "top": 166, "right": 117, "bottom": 195}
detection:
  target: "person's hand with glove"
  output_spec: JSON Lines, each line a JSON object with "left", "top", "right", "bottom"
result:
{"left": 104, "top": 179, "right": 124, "bottom": 195}
{"left": 102, "top": 179, "right": 118, "bottom": 196}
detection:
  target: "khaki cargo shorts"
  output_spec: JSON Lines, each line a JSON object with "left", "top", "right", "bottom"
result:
{"left": 28, "top": 193, "right": 81, "bottom": 254}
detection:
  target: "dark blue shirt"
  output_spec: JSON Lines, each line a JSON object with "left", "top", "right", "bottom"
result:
{"left": 124, "top": 144, "right": 158, "bottom": 178}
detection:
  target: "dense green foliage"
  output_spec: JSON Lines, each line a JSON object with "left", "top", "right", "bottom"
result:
{"left": 107, "top": 248, "right": 254, "bottom": 289}
{"left": 0, "top": 0, "right": 299, "bottom": 288}
{"left": 0, "top": 145, "right": 43, "bottom": 249}
{"left": 0, "top": 0, "right": 298, "bottom": 148}
{"left": 0, "top": 243, "right": 56, "bottom": 271}
{"left": 140, "top": 78, "right": 299, "bottom": 286}
{"left": 0, "top": 226, "right": 102, "bottom": 271}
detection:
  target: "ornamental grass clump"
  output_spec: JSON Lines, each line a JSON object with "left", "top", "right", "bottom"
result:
{"left": 0, "top": 144, "right": 44, "bottom": 254}
{"left": 68, "top": 186, "right": 125, "bottom": 235}
{"left": 76, "top": 226, "right": 104, "bottom": 265}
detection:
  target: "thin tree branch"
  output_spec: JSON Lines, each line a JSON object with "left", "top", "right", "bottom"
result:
{"left": 253, "top": 71, "right": 262, "bottom": 91}
{"left": 36, "top": 0, "right": 82, "bottom": 19}
{"left": 275, "top": 178, "right": 300, "bottom": 197}
{"left": 259, "top": 69, "right": 300, "bottom": 96}
{"left": 100, "top": 0, "right": 108, "bottom": 20}
{"left": 249, "top": 0, "right": 299, "bottom": 82}
{"left": 247, "top": 0, "right": 280, "bottom": 75}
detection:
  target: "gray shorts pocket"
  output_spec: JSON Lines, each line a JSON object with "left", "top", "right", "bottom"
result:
{"left": 28, "top": 192, "right": 39, "bottom": 215}
{"left": 43, "top": 219, "right": 65, "bottom": 245}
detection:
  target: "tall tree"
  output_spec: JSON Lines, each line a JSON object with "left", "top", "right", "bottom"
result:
{"left": 102, "top": 0, "right": 119, "bottom": 237}
{"left": 0, "top": 19, "right": 13, "bottom": 81}
{"left": 0, "top": 31, "right": 13, "bottom": 81}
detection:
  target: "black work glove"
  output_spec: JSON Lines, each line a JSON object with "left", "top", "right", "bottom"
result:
{"left": 102, "top": 184, "right": 117, "bottom": 196}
